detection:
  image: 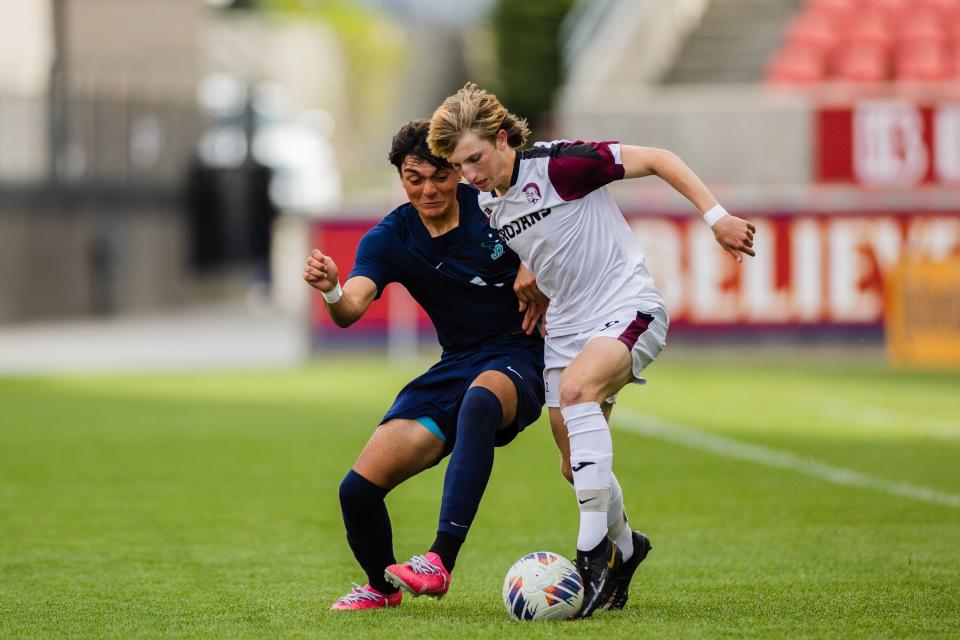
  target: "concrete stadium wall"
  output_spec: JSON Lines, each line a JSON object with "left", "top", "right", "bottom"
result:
{"left": 0, "top": 205, "right": 245, "bottom": 324}
{"left": 65, "top": 0, "right": 203, "bottom": 99}
{"left": 563, "top": 0, "right": 710, "bottom": 89}
{"left": 557, "top": 85, "right": 813, "bottom": 188}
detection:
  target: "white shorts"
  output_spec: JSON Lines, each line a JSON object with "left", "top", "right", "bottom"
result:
{"left": 543, "top": 306, "right": 668, "bottom": 408}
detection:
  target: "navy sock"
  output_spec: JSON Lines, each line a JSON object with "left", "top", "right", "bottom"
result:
{"left": 433, "top": 386, "right": 503, "bottom": 571}
{"left": 339, "top": 469, "right": 397, "bottom": 594}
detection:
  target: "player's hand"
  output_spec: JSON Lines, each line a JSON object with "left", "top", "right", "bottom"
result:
{"left": 303, "top": 249, "right": 340, "bottom": 292}
{"left": 522, "top": 299, "right": 548, "bottom": 337}
{"left": 514, "top": 264, "right": 549, "bottom": 336}
{"left": 712, "top": 215, "right": 756, "bottom": 263}
{"left": 513, "top": 264, "right": 549, "bottom": 311}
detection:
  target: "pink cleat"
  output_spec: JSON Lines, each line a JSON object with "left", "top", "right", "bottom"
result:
{"left": 383, "top": 552, "right": 452, "bottom": 598}
{"left": 329, "top": 583, "right": 402, "bottom": 611}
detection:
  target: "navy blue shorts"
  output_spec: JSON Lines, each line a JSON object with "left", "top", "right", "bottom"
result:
{"left": 381, "top": 332, "right": 545, "bottom": 462}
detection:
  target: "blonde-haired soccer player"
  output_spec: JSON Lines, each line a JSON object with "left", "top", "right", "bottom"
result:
{"left": 429, "top": 83, "right": 755, "bottom": 618}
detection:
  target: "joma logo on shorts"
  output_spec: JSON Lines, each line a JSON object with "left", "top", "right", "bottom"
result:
{"left": 497, "top": 208, "right": 551, "bottom": 241}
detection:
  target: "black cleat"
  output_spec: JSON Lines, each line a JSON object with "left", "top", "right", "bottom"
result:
{"left": 604, "top": 531, "right": 652, "bottom": 610}
{"left": 575, "top": 538, "right": 622, "bottom": 618}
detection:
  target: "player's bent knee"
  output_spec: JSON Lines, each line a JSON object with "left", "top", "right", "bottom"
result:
{"left": 469, "top": 370, "right": 518, "bottom": 427}
{"left": 470, "top": 369, "right": 514, "bottom": 395}
{"left": 558, "top": 377, "right": 595, "bottom": 409}
{"left": 469, "top": 371, "right": 517, "bottom": 424}
{"left": 338, "top": 473, "right": 355, "bottom": 505}
{"left": 456, "top": 386, "right": 504, "bottom": 436}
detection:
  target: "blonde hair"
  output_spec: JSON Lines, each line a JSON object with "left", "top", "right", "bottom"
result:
{"left": 428, "top": 82, "right": 530, "bottom": 159}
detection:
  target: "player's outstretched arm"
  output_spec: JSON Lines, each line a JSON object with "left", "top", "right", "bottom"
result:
{"left": 620, "top": 145, "right": 756, "bottom": 262}
{"left": 303, "top": 249, "right": 377, "bottom": 327}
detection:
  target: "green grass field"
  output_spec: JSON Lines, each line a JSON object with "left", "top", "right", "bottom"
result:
{"left": 2, "top": 354, "right": 959, "bottom": 638}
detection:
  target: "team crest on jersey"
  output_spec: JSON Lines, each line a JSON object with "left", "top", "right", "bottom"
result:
{"left": 481, "top": 240, "right": 504, "bottom": 260}
{"left": 522, "top": 182, "right": 542, "bottom": 204}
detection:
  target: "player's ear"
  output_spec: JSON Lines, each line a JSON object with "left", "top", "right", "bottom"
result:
{"left": 496, "top": 129, "right": 508, "bottom": 150}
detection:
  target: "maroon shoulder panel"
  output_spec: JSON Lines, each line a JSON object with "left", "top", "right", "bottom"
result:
{"left": 546, "top": 141, "right": 625, "bottom": 201}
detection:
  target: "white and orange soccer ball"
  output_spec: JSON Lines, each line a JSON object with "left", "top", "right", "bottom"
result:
{"left": 501, "top": 551, "right": 584, "bottom": 621}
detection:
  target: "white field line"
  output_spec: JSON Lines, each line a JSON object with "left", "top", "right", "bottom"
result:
{"left": 813, "top": 401, "right": 960, "bottom": 440}
{"left": 613, "top": 408, "right": 960, "bottom": 509}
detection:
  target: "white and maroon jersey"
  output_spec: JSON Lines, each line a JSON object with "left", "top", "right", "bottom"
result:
{"left": 478, "top": 140, "right": 665, "bottom": 337}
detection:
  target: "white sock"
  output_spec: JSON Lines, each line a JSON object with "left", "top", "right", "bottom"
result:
{"left": 562, "top": 402, "right": 614, "bottom": 552}
{"left": 608, "top": 473, "right": 634, "bottom": 561}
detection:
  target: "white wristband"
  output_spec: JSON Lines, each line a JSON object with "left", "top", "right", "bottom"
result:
{"left": 703, "top": 204, "right": 729, "bottom": 227}
{"left": 322, "top": 282, "right": 343, "bottom": 304}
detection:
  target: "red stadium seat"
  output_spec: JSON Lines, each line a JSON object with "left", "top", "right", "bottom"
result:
{"left": 805, "top": 0, "right": 858, "bottom": 25}
{"left": 949, "top": 16, "right": 960, "bottom": 45}
{"left": 786, "top": 13, "right": 841, "bottom": 53}
{"left": 766, "top": 46, "right": 828, "bottom": 84}
{"left": 897, "top": 11, "right": 949, "bottom": 48}
{"left": 863, "top": 0, "right": 911, "bottom": 21}
{"left": 833, "top": 42, "right": 890, "bottom": 82}
{"left": 895, "top": 41, "right": 951, "bottom": 80}
{"left": 770, "top": 0, "right": 960, "bottom": 86}
{"left": 805, "top": 0, "right": 857, "bottom": 12}
{"left": 843, "top": 11, "right": 894, "bottom": 49}
{"left": 915, "top": 0, "right": 960, "bottom": 22}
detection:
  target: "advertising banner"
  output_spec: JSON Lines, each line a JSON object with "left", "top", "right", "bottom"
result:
{"left": 817, "top": 101, "right": 960, "bottom": 186}
{"left": 310, "top": 212, "right": 960, "bottom": 341}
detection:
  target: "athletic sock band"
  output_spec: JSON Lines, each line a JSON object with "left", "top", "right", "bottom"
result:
{"left": 436, "top": 386, "right": 501, "bottom": 561}
{"left": 339, "top": 469, "right": 398, "bottom": 594}
{"left": 562, "top": 402, "right": 615, "bottom": 551}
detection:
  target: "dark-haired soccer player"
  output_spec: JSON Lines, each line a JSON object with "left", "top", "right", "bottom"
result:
{"left": 305, "top": 120, "right": 547, "bottom": 611}
{"left": 428, "top": 83, "right": 756, "bottom": 617}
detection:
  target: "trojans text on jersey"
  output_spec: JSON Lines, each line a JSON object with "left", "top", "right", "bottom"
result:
{"left": 497, "top": 207, "right": 552, "bottom": 241}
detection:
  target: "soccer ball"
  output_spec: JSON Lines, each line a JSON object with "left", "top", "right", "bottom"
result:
{"left": 501, "top": 551, "right": 584, "bottom": 621}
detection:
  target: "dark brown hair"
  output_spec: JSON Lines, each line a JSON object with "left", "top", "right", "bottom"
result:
{"left": 388, "top": 120, "right": 453, "bottom": 171}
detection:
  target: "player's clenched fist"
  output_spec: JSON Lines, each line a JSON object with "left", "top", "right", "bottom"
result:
{"left": 712, "top": 215, "right": 756, "bottom": 263}
{"left": 303, "top": 249, "right": 340, "bottom": 293}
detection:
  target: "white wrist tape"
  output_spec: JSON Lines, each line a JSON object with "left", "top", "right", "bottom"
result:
{"left": 322, "top": 282, "right": 343, "bottom": 304}
{"left": 703, "top": 204, "right": 729, "bottom": 227}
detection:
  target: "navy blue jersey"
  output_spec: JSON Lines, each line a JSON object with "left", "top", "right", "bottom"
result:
{"left": 349, "top": 184, "right": 527, "bottom": 352}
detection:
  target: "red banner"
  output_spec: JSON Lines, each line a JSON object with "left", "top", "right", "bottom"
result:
{"left": 817, "top": 101, "right": 960, "bottom": 186}
{"left": 310, "top": 212, "right": 960, "bottom": 337}
{"left": 308, "top": 221, "right": 422, "bottom": 334}
{"left": 632, "top": 212, "right": 960, "bottom": 327}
